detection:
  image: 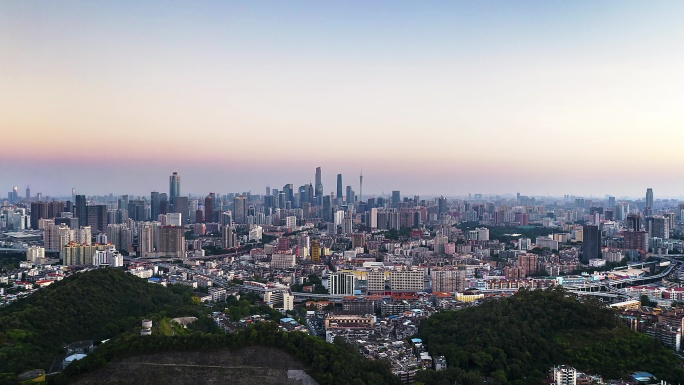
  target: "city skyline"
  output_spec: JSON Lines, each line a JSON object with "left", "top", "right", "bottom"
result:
{"left": 3, "top": 1, "right": 684, "bottom": 196}
{"left": 2, "top": 168, "right": 678, "bottom": 202}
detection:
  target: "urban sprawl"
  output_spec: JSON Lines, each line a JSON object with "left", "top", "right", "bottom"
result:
{"left": 2, "top": 170, "right": 683, "bottom": 384}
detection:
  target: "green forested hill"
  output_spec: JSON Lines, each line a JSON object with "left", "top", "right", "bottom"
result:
{"left": 0, "top": 268, "right": 197, "bottom": 381}
{"left": 55, "top": 323, "right": 401, "bottom": 385}
{"left": 0, "top": 268, "right": 401, "bottom": 385}
{"left": 415, "top": 287, "right": 684, "bottom": 385}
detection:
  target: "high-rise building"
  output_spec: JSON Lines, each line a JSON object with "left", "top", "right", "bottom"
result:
{"left": 391, "top": 191, "right": 401, "bottom": 208}
{"left": 158, "top": 226, "right": 185, "bottom": 258}
{"left": 74, "top": 195, "right": 87, "bottom": 231}
{"left": 315, "top": 167, "right": 323, "bottom": 202}
{"left": 233, "top": 195, "right": 247, "bottom": 224}
{"left": 322, "top": 195, "right": 333, "bottom": 222}
{"left": 222, "top": 225, "right": 237, "bottom": 248}
{"left": 138, "top": 222, "right": 156, "bottom": 257}
{"left": 626, "top": 214, "right": 641, "bottom": 232}
{"left": 204, "top": 194, "right": 213, "bottom": 223}
{"left": 336, "top": 174, "right": 343, "bottom": 200}
{"left": 30, "top": 202, "right": 49, "bottom": 229}
{"left": 346, "top": 185, "right": 354, "bottom": 205}
{"left": 25, "top": 186, "right": 30, "bottom": 200}
{"left": 87, "top": 205, "right": 107, "bottom": 232}
{"left": 172, "top": 196, "right": 189, "bottom": 223}
{"left": 150, "top": 191, "right": 160, "bottom": 220}
{"left": 127, "top": 200, "right": 145, "bottom": 222}
{"left": 517, "top": 254, "right": 539, "bottom": 276}
{"left": 329, "top": 272, "right": 355, "bottom": 295}
{"left": 645, "top": 188, "right": 654, "bottom": 212}
{"left": 649, "top": 216, "right": 669, "bottom": 239}
{"left": 438, "top": 196, "right": 448, "bottom": 215}
{"left": 359, "top": 171, "right": 363, "bottom": 203}
{"left": 44, "top": 223, "right": 72, "bottom": 252}
{"left": 367, "top": 207, "right": 378, "bottom": 229}
{"left": 581, "top": 225, "right": 601, "bottom": 263}
{"left": 623, "top": 231, "right": 648, "bottom": 252}
{"left": 311, "top": 240, "right": 321, "bottom": 262}
{"left": 282, "top": 184, "right": 294, "bottom": 207}
{"left": 169, "top": 172, "right": 181, "bottom": 202}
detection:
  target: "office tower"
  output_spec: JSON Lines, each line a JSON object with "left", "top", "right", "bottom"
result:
{"left": 607, "top": 196, "right": 616, "bottom": 209}
{"left": 169, "top": 172, "right": 181, "bottom": 202}
{"left": 233, "top": 195, "right": 247, "bottom": 224}
{"left": 158, "top": 226, "right": 185, "bottom": 258}
{"left": 306, "top": 183, "right": 314, "bottom": 205}
{"left": 336, "top": 174, "right": 343, "bottom": 200}
{"left": 87, "top": 205, "right": 107, "bottom": 232}
{"left": 74, "top": 195, "right": 87, "bottom": 229}
{"left": 315, "top": 167, "right": 323, "bottom": 201}
{"left": 581, "top": 225, "right": 601, "bottom": 263}
{"left": 392, "top": 191, "right": 401, "bottom": 208}
{"left": 282, "top": 184, "right": 293, "bottom": 207}
{"left": 172, "top": 196, "right": 189, "bottom": 223}
{"left": 25, "top": 186, "right": 30, "bottom": 200}
{"left": 345, "top": 186, "right": 354, "bottom": 205}
{"left": 328, "top": 272, "right": 355, "bottom": 295}
{"left": 649, "top": 216, "right": 669, "bottom": 239}
{"left": 626, "top": 214, "right": 641, "bottom": 232}
{"left": 276, "top": 191, "right": 286, "bottom": 209}
{"left": 150, "top": 191, "right": 160, "bottom": 220}
{"left": 127, "top": 200, "right": 145, "bottom": 222}
{"left": 48, "top": 201, "right": 64, "bottom": 218}
{"left": 159, "top": 193, "right": 169, "bottom": 215}
{"left": 359, "top": 171, "right": 363, "bottom": 203}
{"left": 204, "top": 194, "right": 213, "bottom": 223}
{"left": 311, "top": 240, "right": 321, "bottom": 262}
{"left": 645, "top": 188, "right": 654, "bottom": 211}
{"left": 322, "top": 195, "right": 333, "bottom": 222}
{"left": 30, "top": 202, "right": 48, "bottom": 229}
{"left": 438, "top": 196, "right": 448, "bottom": 215}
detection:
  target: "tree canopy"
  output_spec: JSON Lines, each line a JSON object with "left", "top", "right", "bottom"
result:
{"left": 415, "top": 287, "right": 684, "bottom": 384}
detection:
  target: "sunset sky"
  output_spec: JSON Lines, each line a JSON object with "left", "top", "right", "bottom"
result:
{"left": 2, "top": 1, "right": 684, "bottom": 198}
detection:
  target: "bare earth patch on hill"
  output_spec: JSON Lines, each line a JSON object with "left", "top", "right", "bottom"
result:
{"left": 70, "top": 346, "right": 318, "bottom": 385}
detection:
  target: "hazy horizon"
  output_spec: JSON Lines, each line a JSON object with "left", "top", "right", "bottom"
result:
{"left": 3, "top": 1, "right": 684, "bottom": 198}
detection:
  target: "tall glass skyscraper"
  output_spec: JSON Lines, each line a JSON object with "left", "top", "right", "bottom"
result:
{"left": 169, "top": 172, "right": 181, "bottom": 202}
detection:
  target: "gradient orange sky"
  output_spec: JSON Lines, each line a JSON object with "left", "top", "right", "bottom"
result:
{"left": 2, "top": 1, "right": 684, "bottom": 197}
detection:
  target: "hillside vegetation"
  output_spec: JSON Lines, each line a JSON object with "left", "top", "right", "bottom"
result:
{"left": 56, "top": 322, "right": 400, "bottom": 385}
{"left": 0, "top": 268, "right": 400, "bottom": 385}
{"left": 415, "top": 287, "right": 684, "bottom": 385}
{"left": 0, "top": 268, "right": 199, "bottom": 382}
